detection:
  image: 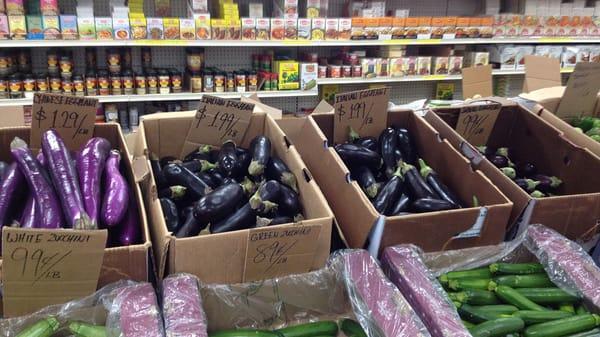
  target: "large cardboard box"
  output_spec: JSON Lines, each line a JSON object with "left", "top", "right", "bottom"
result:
{"left": 426, "top": 100, "right": 600, "bottom": 243}
{"left": 136, "top": 110, "right": 333, "bottom": 283}
{"left": 0, "top": 123, "right": 152, "bottom": 316}
{"left": 278, "top": 109, "right": 513, "bottom": 253}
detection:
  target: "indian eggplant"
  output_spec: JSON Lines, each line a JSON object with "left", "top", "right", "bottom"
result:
{"left": 335, "top": 144, "right": 381, "bottom": 169}
{"left": 488, "top": 155, "right": 510, "bottom": 168}
{"left": 372, "top": 167, "right": 404, "bottom": 215}
{"left": 411, "top": 198, "right": 457, "bottom": 213}
{"left": 161, "top": 198, "right": 180, "bottom": 232}
{"left": 211, "top": 203, "right": 256, "bottom": 234}
{"left": 400, "top": 161, "right": 438, "bottom": 200}
{"left": 352, "top": 166, "right": 379, "bottom": 199}
{"left": 249, "top": 136, "right": 271, "bottom": 177}
{"left": 531, "top": 174, "right": 562, "bottom": 193}
{"left": 419, "top": 159, "right": 462, "bottom": 207}
{"left": 163, "top": 163, "right": 213, "bottom": 199}
{"left": 266, "top": 157, "right": 298, "bottom": 192}
{"left": 193, "top": 183, "right": 244, "bottom": 223}
{"left": 379, "top": 127, "right": 399, "bottom": 179}
{"left": 217, "top": 141, "right": 238, "bottom": 177}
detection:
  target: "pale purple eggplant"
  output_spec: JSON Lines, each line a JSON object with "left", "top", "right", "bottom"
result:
{"left": 117, "top": 197, "right": 141, "bottom": 246}
{"left": 19, "top": 194, "right": 36, "bottom": 228}
{"left": 42, "top": 129, "right": 90, "bottom": 229}
{"left": 0, "top": 162, "right": 25, "bottom": 228}
{"left": 77, "top": 137, "right": 111, "bottom": 228}
{"left": 11, "top": 137, "right": 63, "bottom": 228}
{"left": 101, "top": 150, "right": 130, "bottom": 227}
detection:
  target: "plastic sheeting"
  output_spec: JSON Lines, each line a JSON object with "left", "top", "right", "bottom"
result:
{"left": 161, "top": 249, "right": 431, "bottom": 337}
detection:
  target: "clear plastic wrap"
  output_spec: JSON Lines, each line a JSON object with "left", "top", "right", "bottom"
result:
{"left": 106, "top": 282, "right": 165, "bottom": 337}
{"left": 382, "top": 224, "right": 600, "bottom": 337}
{"left": 161, "top": 249, "right": 431, "bottom": 337}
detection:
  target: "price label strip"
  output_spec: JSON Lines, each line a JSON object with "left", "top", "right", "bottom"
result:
{"left": 332, "top": 87, "right": 390, "bottom": 144}
{"left": 2, "top": 227, "right": 107, "bottom": 317}
{"left": 30, "top": 93, "right": 98, "bottom": 150}
{"left": 455, "top": 103, "right": 502, "bottom": 147}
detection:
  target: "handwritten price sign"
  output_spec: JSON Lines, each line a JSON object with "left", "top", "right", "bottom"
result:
{"left": 2, "top": 227, "right": 107, "bottom": 317}
{"left": 556, "top": 62, "right": 600, "bottom": 119}
{"left": 243, "top": 224, "right": 321, "bottom": 282}
{"left": 455, "top": 103, "right": 502, "bottom": 146}
{"left": 333, "top": 87, "right": 389, "bottom": 144}
{"left": 30, "top": 93, "right": 97, "bottom": 150}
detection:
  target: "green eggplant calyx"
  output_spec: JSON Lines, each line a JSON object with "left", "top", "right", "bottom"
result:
{"left": 73, "top": 213, "right": 94, "bottom": 230}
{"left": 549, "top": 176, "right": 562, "bottom": 188}
{"left": 348, "top": 126, "right": 360, "bottom": 142}
{"left": 199, "top": 144, "right": 212, "bottom": 154}
{"left": 293, "top": 214, "right": 304, "bottom": 222}
{"left": 170, "top": 185, "right": 187, "bottom": 199}
{"left": 472, "top": 196, "right": 480, "bottom": 207}
{"left": 418, "top": 158, "right": 433, "bottom": 178}
{"left": 281, "top": 172, "right": 298, "bottom": 192}
{"left": 500, "top": 167, "right": 516, "bottom": 179}
{"left": 477, "top": 146, "right": 487, "bottom": 154}
{"left": 249, "top": 193, "right": 263, "bottom": 210}
{"left": 392, "top": 166, "right": 404, "bottom": 179}
{"left": 248, "top": 161, "right": 265, "bottom": 176}
{"left": 508, "top": 159, "right": 516, "bottom": 168}
{"left": 399, "top": 161, "right": 414, "bottom": 175}
{"left": 199, "top": 160, "right": 217, "bottom": 172}
{"left": 448, "top": 292, "right": 467, "bottom": 303}
{"left": 262, "top": 201, "right": 279, "bottom": 213}
{"left": 530, "top": 190, "right": 546, "bottom": 198}
{"left": 525, "top": 179, "right": 540, "bottom": 191}
{"left": 496, "top": 147, "right": 509, "bottom": 157}
{"left": 365, "top": 184, "right": 379, "bottom": 199}
{"left": 240, "top": 177, "right": 257, "bottom": 196}
{"left": 256, "top": 216, "right": 271, "bottom": 227}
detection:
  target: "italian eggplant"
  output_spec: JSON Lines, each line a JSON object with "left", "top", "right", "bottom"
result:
{"left": 419, "top": 159, "right": 462, "bottom": 207}
{"left": 161, "top": 198, "right": 180, "bottom": 232}
{"left": 257, "top": 215, "right": 295, "bottom": 227}
{"left": 355, "top": 136, "right": 378, "bottom": 152}
{"left": 211, "top": 203, "right": 256, "bottom": 234}
{"left": 193, "top": 183, "right": 244, "bottom": 223}
{"left": 249, "top": 136, "right": 271, "bottom": 177}
{"left": 217, "top": 141, "right": 238, "bottom": 177}
{"left": 278, "top": 184, "right": 302, "bottom": 216}
{"left": 77, "top": 137, "right": 111, "bottom": 228}
{"left": 158, "top": 185, "right": 187, "bottom": 200}
{"left": 163, "top": 163, "right": 212, "bottom": 199}
{"left": 335, "top": 144, "right": 381, "bottom": 169}
{"left": 379, "top": 127, "right": 399, "bottom": 178}
{"left": 235, "top": 151, "right": 252, "bottom": 179}
{"left": 352, "top": 166, "right": 379, "bottom": 199}
{"left": 400, "top": 161, "right": 438, "bottom": 200}
{"left": 412, "top": 198, "right": 457, "bottom": 213}
{"left": 0, "top": 162, "right": 25, "bottom": 228}
{"left": 101, "top": 150, "right": 130, "bottom": 227}
{"left": 207, "top": 170, "right": 225, "bottom": 186}
{"left": 182, "top": 159, "right": 215, "bottom": 173}
{"left": 183, "top": 144, "right": 212, "bottom": 162}
{"left": 396, "top": 128, "right": 417, "bottom": 164}
{"left": 250, "top": 180, "right": 281, "bottom": 215}
{"left": 160, "top": 156, "right": 178, "bottom": 168}
{"left": 11, "top": 137, "right": 63, "bottom": 229}
{"left": 389, "top": 193, "right": 410, "bottom": 216}
{"left": 175, "top": 206, "right": 207, "bottom": 238}
{"left": 266, "top": 157, "right": 298, "bottom": 192}
{"left": 372, "top": 167, "right": 404, "bottom": 215}
{"left": 197, "top": 172, "right": 219, "bottom": 188}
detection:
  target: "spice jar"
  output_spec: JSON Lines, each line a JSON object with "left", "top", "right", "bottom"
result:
{"left": 158, "top": 69, "right": 171, "bottom": 94}
{"left": 170, "top": 69, "right": 182, "bottom": 93}
{"left": 73, "top": 73, "right": 85, "bottom": 96}
{"left": 97, "top": 70, "right": 110, "bottom": 96}
{"left": 49, "top": 74, "right": 62, "bottom": 94}
{"left": 352, "top": 65, "right": 362, "bottom": 77}
{"left": 318, "top": 65, "right": 327, "bottom": 78}
{"left": 110, "top": 72, "right": 123, "bottom": 95}
{"left": 85, "top": 48, "right": 96, "bottom": 69}
{"left": 328, "top": 65, "right": 341, "bottom": 78}
{"left": 62, "top": 77, "right": 73, "bottom": 95}
{"left": 203, "top": 69, "right": 214, "bottom": 92}
{"left": 186, "top": 48, "right": 204, "bottom": 72}
{"left": 17, "top": 50, "right": 31, "bottom": 73}
{"left": 342, "top": 65, "right": 352, "bottom": 78}
{"left": 59, "top": 52, "right": 73, "bottom": 79}
{"left": 47, "top": 49, "right": 59, "bottom": 75}
{"left": 9, "top": 73, "right": 23, "bottom": 98}
{"left": 85, "top": 70, "right": 97, "bottom": 96}
{"left": 271, "top": 72, "right": 278, "bottom": 90}
{"left": 260, "top": 55, "right": 271, "bottom": 72}
{"left": 23, "top": 73, "right": 35, "bottom": 97}
{"left": 142, "top": 47, "right": 152, "bottom": 69}
{"left": 146, "top": 69, "right": 158, "bottom": 94}
{"left": 0, "top": 77, "right": 8, "bottom": 99}
{"left": 226, "top": 72, "right": 235, "bottom": 92}
{"left": 214, "top": 72, "right": 225, "bottom": 93}
{"left": 262, "top": 72, "right": 271, "bottom": 91}
{"left": 190, "top": 71, "right": 202, "bottom": 93}
{"left": 135, "top": 72, "right": 146, "bottom": 95}
{"left": 107, "top": 49, "right": 121, "bottom": 74}
{"left": 36, "top": 73, "right": 48, "bottom": 92}
{"left": 0, "top": 51, "right": 11, "bottom": 77}
{"left": 235, "top": 71, "right": 246, "bottom": 93}
{"left": 247, "top": 70, "right": 258, "bottom": 92}
{"left": 122, "top": 69, "right": 134, "bottom": 95}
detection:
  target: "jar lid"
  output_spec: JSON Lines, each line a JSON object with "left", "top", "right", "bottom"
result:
{"left": 97, "top": 70, "right": 109, "bottom": 77}
{"left": 122, "top": 69, "right": 133, "bottom": 76}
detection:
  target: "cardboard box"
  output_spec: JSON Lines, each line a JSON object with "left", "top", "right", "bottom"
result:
{"left": 135, "top": 110, "right": 333, "bottom": 283}
{"left": 278, "top": 106, "right": 513, "bottom": 253}
{"left": 426, "top": 100, "right": 600, "bottom": 244}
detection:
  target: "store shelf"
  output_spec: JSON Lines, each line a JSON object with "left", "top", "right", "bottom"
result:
{"left": 1, "top": 37, "right": 599, "bottom": 48}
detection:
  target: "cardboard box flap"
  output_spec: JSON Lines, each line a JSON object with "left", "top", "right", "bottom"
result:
{"left": 523, "top": 55, "right": 561, "bottom": 93}
{"left": 242, "top": 95, "right": 283, "bottom": 120}
{"left": 312, "top": 100, "right": 335, "bottom": 114}
{"left": 0, "top": 107, "right": 25, "bottom": 127}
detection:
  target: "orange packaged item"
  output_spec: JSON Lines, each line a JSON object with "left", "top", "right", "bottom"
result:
{"left": 404, "top": 17, "right": 418, "bottom": 39}
{"left": 325, "top": 18, "right": 338, "bottom": 40}
{"left": 417, "top": 16, "right": 432, "bottom": 37}
{"left": 270, "top": 18, "right": 284, "bottom": 40}
{"left": 391, "top": 17, "right": 404, "bottom": 39}
{"left": 195, "top": 14, "right": 210, "bottom": 40}
{"left": 163, "top": 18, "right": 179, "bottom": 39}
{"left": 6, "top": 0, "right": 24, "bottom": 15}
{"left": 431, "top": 17, "right": 444, "bottom": 39}
{"left": 351, "top": 17, "right": 365, "bottom": 40}
{"left": 467, "top": 17, "right": 481, "bottom": 38}
{"left": 364, "top": 17, "right": 379, "bottom": 40}
{"left": 241, "top": 18, "right": 256, "bottom": 40}
{"left": 455, "top": 17, "right": 469, "bottom": 38}
{"left": 480, "top": 16, "right": 494, "bottom": 38}
{"left": 442, "top": 16, "right": 457, "bottom": 38}
{"left": 520, "top": 15, "right": 538, "bottom": 36}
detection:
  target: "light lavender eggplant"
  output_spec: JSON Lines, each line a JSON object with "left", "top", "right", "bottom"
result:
{"left": 77, "top": 137, "right": 111, "bottom": 228}
{"left": 11, "top": 137, "right": 63, "bottom": 229}
{"left": 0, "top": 162, "right": 25, "bottom": 228}
{"left": 101, "top": 150, "right": 129, "bottom": 227}
{"left": 42, "top": 129, "right": 90, "bottom": 230}
{"left": 19, "top": 194, "right": 37, "bottom": 228}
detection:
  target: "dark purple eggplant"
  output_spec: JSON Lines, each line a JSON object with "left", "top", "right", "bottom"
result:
{"left": 101, "top": 150, "right": 130, "bottom": 227}
{"left": 193, "top": 183, "right": 244, "bottom": 223}
{"left": 11, "top": 137, "right": 63, "bottom": 229}
{"left": 160, "top": 198, "right": 180, "bottom": 232}
{"left": 400, "top": 161, "right": 437, "bottom": 200}
{"left": 530, "top": 190, "right": 546, "bottom": 198}
{"left": 514, "top": 178, "right": 540, "bottom": 193}
{"left": 163, "top": 163, "right": 212, "bottom": 199}
{"left": 352, "top": 166, "right": 379, "bottom": 199}
{"left": 217, "top": 141, "right": 238, "bottom": 177}
{"left": 355, "top": 136, "right": 378, "bottom": 152}
{"left": 235, "top": 151, "right": 252, "bottom": 179}
{"left": 222, "top": 177, "right": 238, "bottom": 185}
{"left": 181, "top": 159, "right": 216, "bottom": 173}
{"left": 278, "top": 184, "right": 302, "bottom": 216}
{"left": 372, "top": 168, "right": 404, "bottom": 215}
{"left": 117, "top": 198, "right": 141, "bottom": 246}
{"left": 0, "top": 162, "right": 25, "bottom": 228}
{"left": 396, "top": 128, "right": 417, "bottom": 165}
{"left": 160, "top": 156, "right": 178, "bottom": 168}
{"left": 411, "top": 198, "right": 457, "bottom": 213}
{"left": 531, "top": 174, "right": 562, "bottom": 193}
{"left": 418, "top": 159, "right": 462, "bottom": 207}
{"left": 500, "top": 167, "right": 517, "bottom": 180}
{"left": 334, "top": 144, "right": 381, "bottom": 170}
{"left": 487, "top": 155, "right": 509, "bottom": 168}
{"left": 0, "top": 161, "right": 7, "bottom": 180}
{"left": 150, "top": 154, "right": 167, "bottom": 189}
{"left": 209, "top": 148, "right": 220, "bottom": 162}
{"left": 379, "top": 127, "right": 399, "bottom": 178}
{"left": 19, "top": 194, "right": 36, "bottom": 228}
{"left": 266, "top": 156, "right": 298, "bottom": 192}
{"left": 249, "top": 180, "right": 281, "bottom": 215}
{"left": 158, "top": 185, "right": 187, "bottom": 200}
{"left": 388, "top": 194, "right": 410, "bottom": 216}
{"left": 516, "top": 162, "right": 537, "bottom": 178}
{"left": 477, "top": 146, "right": 496, "bottom": 157}
{"left": 183, "top": 144, "right": 212, "bottom": 162}
{"left": 257, "top": 215, "right": 295, "bottom": 227}
{"left": 77, "top": 137, "right": 111, "bottom": 228}
{"left": 175, "top": 206, "right": 207, "bottom": 238}
{"left": 249, "top": 136, "right": 271, "bottom": 177}
{"left": 211, "top": 203, "right": 256, "bottom": 234}
{"left": 394, "top": 147, "right": 404, "bottom": 164}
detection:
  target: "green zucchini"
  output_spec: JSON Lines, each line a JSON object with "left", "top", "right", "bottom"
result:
{"left": 493, "top": 274, "right": 554, "bottom": 288}
{"left": 458, "top": 304, "right": 505, "bottom": 323}
{"left": 339, "top": 319, "right": 366, "bottom": 337}
{"left": 565, "top": 328, "right": 600, "bottom": 337}
{"left": 209, "top": 329, "right": 281, "bottom": 337}
{"left": 68, "top": 322, "right": 106, "bottom": 337}
{"left": 439, "top": 268, "right": 493, "bottom": 284}
{"left": 524, "top": 314, "right": 600, "bottom": 337}
{"left": 560, "top": 304, "right": 576, "bottom": 313}
{"left": 275, "top": 321, "right": 338, "bottom": 337}
{"left": 16, "top": 317, "right": 60, "bottom": 337}
{"left": 449, "top": 278, "right": 492, "bottom": 291}
{"left": 576, "top": 305, "right": 589, "bottom": 315}
{"left": 462, "top": 320, "right": 476, "bottom": 329}
{"left": 515, "top": 288, "right": 580, "bottom": 304}
{"left": 489, "top": 263, "right": 545, "bottom": 275}
{"left": 476, "top": 305, "right": 519, "bottom": 315}
{"left": 469, "top": 317, "right": 525, "bottom": 337}
{"left": 448, "top": 289, "right": 499, "bottom": 305}
{"left": 513, "top": 310, "right": 574, "bottom": 324}
{"left": 494, "top": 285, "right": 548, "bottom": 311}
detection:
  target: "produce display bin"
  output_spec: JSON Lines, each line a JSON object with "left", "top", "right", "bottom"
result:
{"left": 382, "top": 224, "right": 600, "bottom": 337}
{"left": 135, "top": 110, "right": 333, "bottom": 283}
{"left": 277, "top": 108, "right": 513, "bottom": 253}
{"left": 161, "top": 250, "right": 431, "bottom": 337}
{"left": 426, "top": 100, "right": 600, "bottom": 243}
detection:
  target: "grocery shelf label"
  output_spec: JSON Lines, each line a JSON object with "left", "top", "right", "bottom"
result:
{"left": 2, "top": 227, "right": 107, "bottom": 317}
{"left": 332, "top": 87, "right": 390, "bottom": 144}
{"left": 30, "top": 93, "right": 97, "bottom": 151}
{"left": 455, "top": 102, "right": 502, "bottom": 146}
{"left": 243, "top": 223, "right": 321, "bottom": 282}
{"left": 181, "top": 95, "right": 254, "bottom": 156}
{"left": 557, "top": 62, "right": 600, "bottom": 119}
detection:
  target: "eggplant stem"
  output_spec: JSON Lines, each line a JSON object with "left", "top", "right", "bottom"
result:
{"left": 281, "top": 172, "right": 298, "bottom": 192}
{"left": 399, "top": 161, "right": 413, "bottom": 175}
{"left": 199, "top": 144, "right": 212, "bottom": 154}
{"left": 348, "top": 126, "right": 360, "bottom": 142}
{"left": 200, "top": 160, "right": 216, "bottom": 172}
{"left": 293, "top": 214, "right": 304, "bottom": 222}
{"left": 262, "top": 201, "right": 279, "bottom": 213}
{"left": 249, "top": 194, "right": 263, "bottom": 210}
{"left": 496, "top": 147, "right": 509, "bottom": 157}
{"left": 472, "top": 196, "right": 479, "bottom": 207}
{"left": 248, "top": 161, "right": 265, "bottom": 176}
{"left": 240, "top": 177, "right": 257, "bottom": 196}
{"left": 171, "top": 185, "right": 187, "bottom": 199}
{"left": 418, "top": 158, "right": 433, "bottom": 178}
{"left": 256, "top": 216, "right": 271, "bottom": 227}
{"left": 10, "top": 137, "right": 28, "bottom": 150}
{"left": 365, "top": 184, "right": 379, "bottom": 199}
{"left": 73, "top": 213, "right": 94, "bottom": 230}
{"left": 550, "top": 176, "right": 563, "bottom": 188}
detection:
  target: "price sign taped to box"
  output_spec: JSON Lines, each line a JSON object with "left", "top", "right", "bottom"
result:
{"left": 243, "top": 224, "right": 321, "bottom": 282}
{"left": 2, "top": 227, "right": 107, "bottom": 317}
{"left": 31, "top": 93, "right": 97, "bottom": 150}
{"left": 455, "top": 102, "right": 502, "bottom": 146}
{"left": 333, "top": 87, "right": 390, "bottom": 144}
{"left": 556, "top": 62, "right": 600, "bottom": 119}
{"left": 182, "top": 95, "right": 254, "bottom": 157}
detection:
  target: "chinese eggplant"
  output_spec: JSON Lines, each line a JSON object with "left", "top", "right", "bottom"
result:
{"left": 400, "top": 161, "right": 438, "bottom": 200}
{"left": 101, "top": 150, "right": 130, "bottom": 227}
{"left": 249, "top": 136, "right": 271, "bottom": 177}
{"left": 77, "top": 137, "right": 111, "bottom": 229}
{"left": 412, "top": 198, "right": 457, "bottom": 213}
{"left": 150, "top": 154, "right": 167, "bottom": 189}
{"left": 0, "top": 162, "right": 25, "bottom": 228}
{"left": 19, "top": 194, "right": 37, "bottom": 228}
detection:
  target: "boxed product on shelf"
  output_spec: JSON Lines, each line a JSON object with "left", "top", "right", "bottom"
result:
{"left": 534, "top": 45, "right": 564, "bottom": 59}
{"left": 464, "top": 51, "right": 489, "bottom": 67}
{"left": 500, "top": 46, "right": 518, "bottom": 71}
{"left": 391, "top": 17, "right": 404, "bottom": 39}
{"left": 365, "top": 17, "right": 380, "bottom": 39}
{"left": 515, "top": 46, "right": 534, "bottom": 70}
{"left": 310, "top": 17, "right": 324, "bottom": 40}
{"left": 41, "top": 0, "right": 58, "bottom": 16}
{"left": 455, "top": 16, "right": 470, "bottom": 38}
{"left": 377, "top": 17, "right": 393, "bottom": 39}
{"left": 147, "top": 17, "right": 164, "bottom": 39}
{"left": 179, "top": 18, "right": 195, "bottom": 39}
{"left": 417, "top": 56, "right": 431, "bottom": 75}
{"left": 226, "top": 19, "right": 241, "bottom": 39}
{"left": 481, "top": 16, "right": 494, "bottom": 38}
{"left": 351, "top": 17, "right": 364, "bottom": 39}
{"left": 241, "top": 17, "right": 255, "bottom": 40}
{"left": 113, "top": 17, "right": 130, "bottom": 40}
{"left": 382, "top": 225, "right": 600, "bottom": 337}
{"left": 77, "top": 16, "right": 95, "bottom": 39}
{"left": 300, "top": 63, "right": 317, "bottom": 90}
{"left": 255, "top": 17, "right": 269, "bottom": 40}
{"left": 403, "top": 17, "right": 417, "bottom": 39}
{"left": 361, "top": 57, "right": 378, "bottom": 78}
{"left": 426, "top": 99, "right": 600, "bottom": 244}
{"left": 390, "top": 58, "right": 403, "bottom": 77}
{"left": 338, "top": 17, "right": 351, "bottom": 40}
{"left": 306, "top": 0, "right": 320, "bottom": 18}
{"left": 9, "top": 14, "right": 25, "bottom": 39}
{"left": 42, "top": 15, "right": 60, "bottom": 39}
{"left": 248, "top": 3, "right": 263, "bottom": 18}
{"left": 430, "top": 17, "right": 444, "bottom": 39}
{"left": 270, "top": 18, "right": 284, "bottom": 40}
{"left": 433, "top": 57, "right": 449, "bottom": 75}
{"left": 129, "top": 15, "right": 147, "bottom": 39}
{"left": 403, "top": 56, "right": 417, "bottom": 76}
{"left": 576, "top": 45, "right": 593, "bottom": 63}
{"left": 26, "top": 15, "right": 43, "bottom": 39}
{"left": 163, "top": 17, "right": 179, "bottom": 39}
{"left": 325, "top": 18, "right": 338, "bottom": 40}
{"left": 562, "top": 46, "right": 579, "bottom": 68}
{"left": 468, "top": 17, "right": 481, "bottom": 38}
{"left": 297, "top": 17, "right": 310, "bottom": 39}
{"left": 282, "top": 0, "right": 298, "bottom": 19}
{"left": 60, "top": 15, "right": 78, "bottom": 39}
{"left": 162, "top": 250, "right": 430, "bottom": 337}
{"left": 135, "top": 109, "right": 333, "bottom": 283}
{"left": 194, "top": 13, "right": 210, "bottom": 39}
{"left": 6, "top": 0, "right": 24, "bottom": 15}
{"left": 95, "top": 17, "right": 113, "bottom": 39}
{"left": 0, "top": 15, "right": 8, "bottom": 39}
{"left": 275, "top": 60, "right": 299, "bottom": 89}
{"left": 378, "top": 58, "right": 389, "bottom": 76}
{"left": 448, "top": 56, "right": 463, "bottom": 75}
{"left": 284, "top": 18, "right": 297, "bottom": 39}
{"left": 278, "top": 104, "right": 513, "bottom": 253}
{"left": 417, "top": 16, "right": 432, "bottom": 38}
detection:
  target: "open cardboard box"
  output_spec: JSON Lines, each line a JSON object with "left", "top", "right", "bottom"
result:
{"left": 426, "top": 99, "right": 600, "bottom": 244}
{"left": 0, "top": 123, "right": 152, "bottom": 317}
{"left": 277, "top": 106, "right": 513, "bottom": 254}
{"left": 135, "top": 110, "right": 333, "bottom": 283}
